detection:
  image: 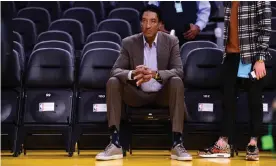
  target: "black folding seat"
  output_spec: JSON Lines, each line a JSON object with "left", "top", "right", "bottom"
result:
{"left": 13, "top": 48, "right": 75, "bottom": 157}
{"left": 272, "top": 17, "right": 276, "bottom": 30}
{"left": 269, "top": 30, "right": 276, "bottom": 49}
{"left": 14, "top": 1, "right": 28, "bottom": 11}
{"left": 82, "top": 41, "right": 120, "bottom": 56}
{"left": 28, "top": 1, "right": 61, "bottom": 20}
{"left": 49, "top": 19, "right": 85, "bottom": 50}
{"left": 184, "top": 48, "right": 224, "bottom": 123}
{"left": 115, "top": 1, "right": 146, "bottom": 12}
{"left": 71, "top": 48, "right": 120, "bottom": 153}
{"left": 109, "top": 8, "right": 140, "bottom": 34}
{"left": 13, "top": 41, "right": 25, "bottom": 68}
{"left": 73, "top": 1, "right": 105, "bottom": 22}
{"left": 12, "top": 18, "right": 37, "bottom": 54}
{"left": 180, "top": 41, "right": 218, "bottom": 66}
{"left": 17, "top": 7, "right": 51, "bottom": 34}
{"left": 13, "top": 31, "right": 24, "bottom": 47}
{"left": 86, "top": 31, "right": 122, "bottom": 45}
{"left": 33, "top": 41, "right": 74, "bottom": 57}
{"left": 37, "top": 30, "right": 74, "bottom": 48}
{"left": 97, "top": 19, "right": 132, "bottom": 39}
{"left": 63, "top": 7, "right": 97, "bottom": 37}
{"left": 60, "top": 1, "right": 73, "bottom": 12}
{"left": 1, "top": 50, "right": 23, "bottom": 156}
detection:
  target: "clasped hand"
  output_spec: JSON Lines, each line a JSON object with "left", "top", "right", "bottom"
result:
{"left": 132, "top": 65, "right": 156, "bottom": 86}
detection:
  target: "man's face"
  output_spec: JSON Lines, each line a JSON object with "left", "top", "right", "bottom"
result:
{"left": 141, "top": 11, "right": 160, "bottom": 39}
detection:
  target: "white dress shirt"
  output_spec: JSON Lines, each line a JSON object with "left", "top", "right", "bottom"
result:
{"left": 128, "top": 33, "right": 162, "bottom": 92}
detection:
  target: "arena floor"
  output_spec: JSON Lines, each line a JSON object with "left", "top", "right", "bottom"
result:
{"left": 1, "top": 150, "right": 276, "bottom": 166}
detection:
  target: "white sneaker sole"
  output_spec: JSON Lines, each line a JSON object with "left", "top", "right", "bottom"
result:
{"left": 96, "top": 154, "right": 123, "bottom": 161}
{"left": 199, "top": 153, "right": 230, "bottom": 158}
{"left": 246, "top": 156, "right": 259, "bottom": 161}
{"left": 171, "top": 155, "right": 193, "bottom": 161}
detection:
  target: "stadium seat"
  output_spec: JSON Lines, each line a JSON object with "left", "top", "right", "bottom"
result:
{"left": 73, "top": 1, "right": 105, "bottom": 22}
{"left": 82, "top": 41, "right": 120, "bottom": 56}
{"left": 272, "top": 17, "right": 276, "bottom": 30}
{"left": 109, "top": 8, "right": 140, "bottom": 34}
{"left": 86, "top": 31, "right": 122, "bottom": 45}
{"left": 17, "top": 7, "right": 51, "bottom": 34}
{"left": 28, "top": 1, "right": 61, "bottom": 20}
{"left": 63, "top": 7, "right": 97, "bottom": 37}
{"left": 13, "top": 48, "right": 75, "bottom": 157}
{"left": 1, "top": 50, "right": 23, "bottom": 156}
{"left": 14, "top": 1, "right": 28, "bottom": 11}
{"left": 37, "top": 30, "right": 74, "bottom": 48}
{"left": 269, "top": 30, "right": 276, "bottom": 48}
{"left": 115, "top": 1, "right": 146, "bottom": 12}
{"left": 180, "top": 41, "right": 218, "bottom": 66}
{"left": 97, "top": 19, "right": 132, "bottom": 39}
{"left": 60, "top": 1, "right": 73, "bottom": 12}
{"left": 13, "top": 31, "right": 24, "bottom": 47}
{"left": 184, "top": 48, "right": 224, "bottom": 123}
{"left": 12, "top": 18, "right": 37, "bottom": 52}
{"left": 49, "top": 19, "right": 85, "bottom": 50}
{"left": 71, "top": 48, "right": 120, "bottom": 154}
{"left": 13, "top": 41, "right": 25, "bottom": 68}
{"left": 33, "top": 41, "right": 74, "bottom": 56}
{"left": 272, "top": 7, "right": 276, "bottom": 17}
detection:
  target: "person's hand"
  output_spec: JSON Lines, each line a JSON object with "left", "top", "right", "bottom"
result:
{"left": 253, "top": 60, "right": 266, "bottom": 80}
{"left": 159, "top": 23, "right": 169, "bottom": 34}
{"left": 183, "top": 24, "right": 200, "bottom": 40}
{"left": 134, "top": 65, "right": 156, "bottom": 86}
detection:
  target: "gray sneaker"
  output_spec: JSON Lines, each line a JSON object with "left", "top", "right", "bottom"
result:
{"left": 96, "top": 143, "right": 123, "bottom": 161}
{"left": 171, "top": 144, "right": 193, "bottom": 161}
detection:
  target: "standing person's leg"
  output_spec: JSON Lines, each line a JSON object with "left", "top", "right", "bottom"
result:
{"left": 198, "top": 54, "right": 240, "bottom": 158}
{"left": 156, "top": 77, "right": 192, "bottom": 161}
{"left": 245, "top": 77, "right": 265, "bottom": 161}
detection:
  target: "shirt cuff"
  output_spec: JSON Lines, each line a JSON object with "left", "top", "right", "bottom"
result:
{"left": 195, "top": 20, "right": 206, "bottom": 31}
{"left": 128, "top": 70, "right": 133, "bottom": 80}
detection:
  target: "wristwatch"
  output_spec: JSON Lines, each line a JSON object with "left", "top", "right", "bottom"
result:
{"left": 154, "top": 71, "right": 161, "bottom": 80}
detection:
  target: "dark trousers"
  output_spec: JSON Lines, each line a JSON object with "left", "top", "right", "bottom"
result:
{"left": 221, "top": 54, "right": 264, "bottom": 143}
{"left": 106, "top": 77, "right": 186, "bottom": 133}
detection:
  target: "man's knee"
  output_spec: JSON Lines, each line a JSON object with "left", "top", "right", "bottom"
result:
{"left": 107, "top": 77, "right": 121, "bottom": 88}
{"left": 169, "top": 77, "right": 184, "bottom": 88}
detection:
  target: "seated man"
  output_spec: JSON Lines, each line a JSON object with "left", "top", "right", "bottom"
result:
{"left": 96, "top": 5, "right": 191, "bottom": 161}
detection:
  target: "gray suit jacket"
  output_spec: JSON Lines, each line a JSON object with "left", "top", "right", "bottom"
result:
{"left": 111, "top": 32, "right": 183, "bottom": 85}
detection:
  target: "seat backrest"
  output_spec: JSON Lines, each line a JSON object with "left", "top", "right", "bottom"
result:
{"left": 86, "top": 31, "right": 121, "bottom": 45}
{"left": 180, "top": 41, "right": 218, "bottom": 65}
{"left": 37, "top": 30, "right": 74, "bottom": 48}
{"left": 13, "top": 41, "right": 25, "bottom": 68}
{"left": 13, "top": 31, "right": 24, "bottom": 47}
{"left": 12, "top": 18, "right": 37, "bottom": 51}
{"left": 184, "top": 48, "right": 223, "bottom": 89}
{"left": 272, "top": 7, "right": 276, "bottom": 17}
{"left": 272, "top": 17, "right": 276, "bottom": 30}
{"left": 97, "top": 19, "right": 132, "bottom": 39}
{"left": 49, "top": 19, "right": 85, "bottom": 50}
{"left": 269, "top": 30, "right": 276, "bottom": 48}
{"left": 264, "top": 48, "right": 276, "bottom": 89}
{"left": 82, "top": 41, "right": 120, "bottom": 56}
{"left": 109, "top": 8, "right": 140, "bottom": 34}
{"left": 73, "top": 1, "right": 105, "bottom": 22}
{"left": 63, "top": 7, "right": 97, "bottom": 37}
{"left": 33, "top": 40, "right": 74, "bottom": 56}
{"left": 28, "top": 1, "right": 61, "bottom": 20}
{"left": 115, "top": 1, "right": 146, "bottom": 12}
{"left": 26, "top": 48, "right": 74, "bottom": 88}
{"left": 17, "top": 7, "right": 51, "bottom": 34}
{"left": 78, "top": 48, "right": 119, "bottom": 89}
{"left": 2, "top": 50, "right": 22, "bottom": 88}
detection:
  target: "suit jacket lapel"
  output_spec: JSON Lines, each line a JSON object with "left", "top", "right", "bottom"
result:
{"left": 134, "top": 33, "right": 144, "bottom": 67}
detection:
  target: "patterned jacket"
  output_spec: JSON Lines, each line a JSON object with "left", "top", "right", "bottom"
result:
{"left": 223, "top": 1, "right": 272, "bottom": 63}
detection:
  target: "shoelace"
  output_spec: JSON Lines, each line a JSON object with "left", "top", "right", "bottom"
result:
{"left": 177, "top": 144, "right": 187, "bottom": 153}
{"left": 104, "top": 142, "right": 114, "bottom": 153}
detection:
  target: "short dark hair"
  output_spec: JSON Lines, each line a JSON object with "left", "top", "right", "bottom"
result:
{"left": 140, "top": 5, "right": 162, "bottom": 22}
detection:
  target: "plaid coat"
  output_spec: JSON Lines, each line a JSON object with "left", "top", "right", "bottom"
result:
{"left": 223, "top": 1, "right": 272, "bottom": 64}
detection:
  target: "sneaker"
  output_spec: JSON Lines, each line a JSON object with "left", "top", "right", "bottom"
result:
{"left": 171, "top": 143, "right": 192, "bottom": 161}
{"left": 95, "top": 143, "right": 123, "bottom": 161}
{"left": 246, "top": 145, "right": 259, "bottom": 161}
{"left": 198, "top": 143, "right": 231, "bottom": 158}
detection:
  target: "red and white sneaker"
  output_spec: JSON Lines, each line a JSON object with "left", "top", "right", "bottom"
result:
{"left": 198, "top": 143, "right": 231, "bottom": 158}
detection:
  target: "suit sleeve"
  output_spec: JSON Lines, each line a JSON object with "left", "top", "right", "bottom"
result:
{"left": 158, "top": 37, "right": 184, "bottom": 85}
{"left": 110, "top": 39, "right": 131, "bottom": 84}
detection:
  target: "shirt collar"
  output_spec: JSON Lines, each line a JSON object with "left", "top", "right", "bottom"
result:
{"left": 143, "top": 32, "right": 158, "bottom": 47}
